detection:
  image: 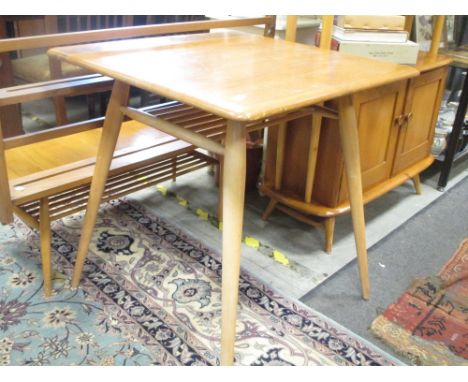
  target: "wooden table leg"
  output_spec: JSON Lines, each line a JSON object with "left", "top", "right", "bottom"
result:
{"left": 220, "top": 120, "right": 246, "bottom": 365}
{"left": 337, "top": 95, "right": 370, "bottom": 300}
{"left": 70, "top": 81, "right": 130, "bottom": 288}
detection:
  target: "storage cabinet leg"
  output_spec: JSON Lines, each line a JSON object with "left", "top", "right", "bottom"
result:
{"left": 324, "top": 217, "right": 336, "bottom": 254}
{"left": 412, "top": 174, "right": 422, "bottom": 195}
{"left": 220, "top": 120, "right": 246, "bottom": 365}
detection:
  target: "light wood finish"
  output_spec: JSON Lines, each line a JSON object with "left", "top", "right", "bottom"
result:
{"left": 48, "top": 30, "right": 422, "bottom": 364}
{"left": 0, "top": 17, "right": 275, "bottom": 53}
{"left": 0, "top": 123, "right": 13, "bottom": 224}
{"left": 262, "top": 59, "right": 449, "bottom": 252}
{"left": 415, "top": 51, "right": 452, "bottom": 73}
{"left": 392, "top": 66, "right": 448, "bottom": 175}
{"left": 261, "top": 156, "right": 434, "bottom": 219}
{"left": 285, "top": 16, "right": 298, "bottom": 42}
{"left": 0, "top": 74, "right": 113, "bottom": 107}
{"left": 12, "top": 205, "right": 39, "bottom": 230}
{"left": 275, "top": 122, "right": 287, "bottom": 190}
{"left": 337, "top": 95, "right": 369, "bottom": 300}
{"left": 39, "top": 198, "right": 52, "bottom": 297}
{"left": 220, "top": 120, "right": 246, "bottom": 366}
{"left": 276, "top": 204, "right": 322, "bottom": 230}
{"left": 412, "top": 174, "right": 422, "bottom": 195}
{"left": 49, "top": 55, "right": 68, "bottom": 125}
{"left": 217, "top": 155, "right": 224, "bottom": 222}
{"left": 429, "top": 16, "right": 445, "bottom": 58}
{"left": 71, "top": 80, "right": 130, "bottom": 288}
{"left": 122, "top": 106, "right": 225, "bottom": 156}
{"left": 0, "top": 16, "right": 24, "bottom": 138}
{"left": 4, "top": 117, "right": 105, "bottom": 150}
{"left": 319, "top": 16, "right": 334, "bottom": 50}
{"left": 324, "top": 217, "right": 335, "bottom": 254}
{"left": 1, "top": 16, "right": 276, "bottom": 135}
{"left": 304, "top": 108, "right": 323, "bottom": 203}
{"left": 49, "top": 32, "right": 419, "bottom": 122}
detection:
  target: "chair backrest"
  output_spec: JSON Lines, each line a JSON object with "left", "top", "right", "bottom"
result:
{"left": 0, "top": 15, "right": 278, "bottom": 225}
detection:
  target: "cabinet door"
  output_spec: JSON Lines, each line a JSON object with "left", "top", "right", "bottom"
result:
{"left": 338, "top": 80, "right": 406, "bottom": 203}
{"left": 392, "top": 67, "right": 448, "bottom": 175}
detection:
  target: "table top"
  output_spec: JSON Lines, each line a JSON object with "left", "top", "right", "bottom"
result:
{"left": 49, "top": 31, "right": 420, "bottom": 122}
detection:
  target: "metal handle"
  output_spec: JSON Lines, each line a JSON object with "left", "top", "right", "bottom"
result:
{"left": 405, "top": 112, "right": 413, "bottom": 123}
{"left": 394, "top": 114, "right": 405, "bottom": 127}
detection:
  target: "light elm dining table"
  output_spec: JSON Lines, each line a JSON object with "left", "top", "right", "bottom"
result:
{"left": 49, "top": 31, "right": 419, "bottom": 365}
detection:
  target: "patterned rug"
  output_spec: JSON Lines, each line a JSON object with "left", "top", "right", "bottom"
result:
{"left": 371, "top": 239, "right": 468, "bottom": 366}
{"left": 0, "top": 198, "right": 400, "bottom": 366}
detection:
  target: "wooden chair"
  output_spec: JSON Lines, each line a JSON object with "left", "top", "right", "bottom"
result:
{"left": 0, "top": 16, "right": 278, "bottom": 297}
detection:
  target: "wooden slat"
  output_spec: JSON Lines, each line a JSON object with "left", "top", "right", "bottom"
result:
{"left": 13, "top": 205, "right": 39, "bottom": 230}
{"left": 48, "top": 154, "right": 213, "bottom": 220}
{"left": 11, "top": 139, "right": 192, "bottom": 205}
{"left": 0, "top": 17, "right": 274, "bottom": 53}
{"left": 304, "top": 111, "right": 322, "bottom": 203}
{"left": 4, "top": 100, "right": 182, "bottom": 150}
{"left": 122, "top": 106, "right": 225, "bottom": 156}
{"left": 285, "top": 16, "right": 298, "bottom": 42}
{"left": 275, "top": 122, "right": 287, "bottom": 190}
{"left": 429, "top": 16, "right": 445, "bottom": 57}
{"left": 0, "top": 121, "right": 13, "bottom": 224}
{"left": 276, "top": 204, "right": 323, "bottom": 230}
{"left": 320, "top": 16, "right": 334, "bottom": 50}
{"left": 45, "top": 153, "right": 204, "bottom": 214}
{"left": 4, "top": 118, "right": 104, "bottom": 149}
{"left": 0, "top": 74, "right": 114, "bottom": 107}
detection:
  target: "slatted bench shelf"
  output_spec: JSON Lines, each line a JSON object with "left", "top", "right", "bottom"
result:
{"left": 13, "top": 150, "right": 215, "bottom": 227}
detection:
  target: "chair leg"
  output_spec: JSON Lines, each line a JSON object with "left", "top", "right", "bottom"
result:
{"left": 39, "top": 198, "right": 53, "bottom": 297}
{"left": 324, "top": 217, "right": 335, "bottom": 254}
{"left": 412, "top": 174, "right": 422, "bottom": 195}
{"left": 262, "top": 198, "right": 278, "bottom": 221}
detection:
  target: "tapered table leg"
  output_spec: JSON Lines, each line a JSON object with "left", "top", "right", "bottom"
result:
{"left": 71, "top": 81, "right": 130, "bottom": 288}
{"left": 337, "top": 95, "right": 370, "bottom": 300}
{"left": 220, "top": 120, "right": 246, "bottom": 365}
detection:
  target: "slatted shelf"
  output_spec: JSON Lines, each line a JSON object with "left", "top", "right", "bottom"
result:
{"left": 18, "top": 150, "right": 215, "bottom": 222}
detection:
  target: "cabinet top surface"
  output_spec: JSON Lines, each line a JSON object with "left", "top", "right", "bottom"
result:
{"left": 49, "top": 31, "right": 419, "bottom": 121}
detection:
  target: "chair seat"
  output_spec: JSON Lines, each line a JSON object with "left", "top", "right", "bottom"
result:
{"left": 12, "top": 54, "right": 90, "bottom": 83}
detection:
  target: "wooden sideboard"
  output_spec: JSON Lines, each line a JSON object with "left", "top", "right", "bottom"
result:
{"left": 261, "top": 52, "right": 452, "bottom": 252}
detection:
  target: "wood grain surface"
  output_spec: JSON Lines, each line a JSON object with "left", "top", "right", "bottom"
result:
{"left": 49, "top": 31, "right": 420, "bottom": 121}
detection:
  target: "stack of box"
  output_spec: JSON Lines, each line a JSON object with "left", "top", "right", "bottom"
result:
{"left": 315, "top": 15, "right": 420, "bottom": 65}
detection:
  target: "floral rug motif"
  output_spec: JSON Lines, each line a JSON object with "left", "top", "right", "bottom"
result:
{"left": 371, "top": 239, "right": 468, "bottom": 366}
{"left": 0, "top": 199, "right": 399, "bottom": 366}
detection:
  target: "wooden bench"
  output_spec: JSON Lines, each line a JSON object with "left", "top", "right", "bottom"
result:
{"left": 0, "top": 16, "right": 279, "bottom": 297}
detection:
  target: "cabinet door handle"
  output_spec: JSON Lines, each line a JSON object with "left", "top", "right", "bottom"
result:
{"left": 394, "top": 115, "right": 405, "bottom": 127}
{"left": 405, "top": 112, "right": 413, "bottom": 123}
